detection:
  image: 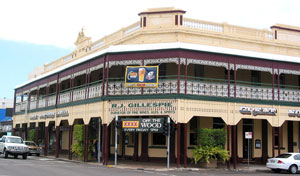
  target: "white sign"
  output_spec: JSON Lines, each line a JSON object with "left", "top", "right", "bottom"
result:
{"left": 245, "top": 132, "right": 252, "bottom": 139}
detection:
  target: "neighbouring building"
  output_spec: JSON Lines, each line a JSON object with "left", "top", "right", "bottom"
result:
{"left": 13, "top": 7, "right": 300, "bottom": 168}
{"left": 0, "top": 98, "right": 13, "bottom": 135}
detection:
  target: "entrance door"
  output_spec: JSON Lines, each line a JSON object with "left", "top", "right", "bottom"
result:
{"left": 243, "top": 119, "right": 253, "bottom": 159}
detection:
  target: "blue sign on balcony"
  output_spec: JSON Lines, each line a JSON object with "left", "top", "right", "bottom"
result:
{"left": 125, "top": 66, "right": 159, "bottom": 88}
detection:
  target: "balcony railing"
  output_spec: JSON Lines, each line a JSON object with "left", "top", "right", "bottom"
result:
{"left": 17, "top": 77, "right": 300, "bottom": 113}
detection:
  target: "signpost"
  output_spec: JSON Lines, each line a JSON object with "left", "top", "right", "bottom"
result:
{"left": 245, "top": 132, "right": 252, "bottom": 168}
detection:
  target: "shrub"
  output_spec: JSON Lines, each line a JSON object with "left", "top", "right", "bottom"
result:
{"left": 28, "top": 129, "right": 36, "bottom": 142}
{"left": 192, "top": 128, "right": 229, "bottom": 164}
{"left": 72, "top": 124, "right": 84, "bottom": 160}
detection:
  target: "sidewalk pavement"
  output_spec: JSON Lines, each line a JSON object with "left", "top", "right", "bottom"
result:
{"left": 43, "top": 155, "right": 269, "bottom": 172}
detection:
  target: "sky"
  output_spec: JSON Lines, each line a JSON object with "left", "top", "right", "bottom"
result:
{"left": 0, "top": 0, "right": 300, "bottom": 99}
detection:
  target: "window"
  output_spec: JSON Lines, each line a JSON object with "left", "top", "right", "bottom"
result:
{"left": 189, "top": 118, "right": 198, "bottom": 145}
{"left": 251, "top": 71, "right": 260, "bottom": 85}
{"left": 152, "top": 133, "right": 166, "bottom": 145}
{"left": 274, "top": 127, "right": 283, "bottom": 147}
{"left": 194, "top": 64, "right": 204, "bottom": 79}
{"left": 213, "top": 118, "right": 225, "bottom": 129}
{"left": 159, "top": 64, "right": 167, "bottom": 79}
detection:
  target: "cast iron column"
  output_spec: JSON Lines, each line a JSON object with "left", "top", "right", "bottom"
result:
{"left": 232, "top": 125, "right": 237, "bottom": 169}
{"left": 227, "top": 125, "right": 231, "bottom": 169}
{"left": 35, "top": 126, "right": 39, "bottom": 144}
{"left": 133, "top": 133, "right": 139, "bottom": 161}
{"left": 55, "top": 126, "right": 60, "bottom": 158}
{"left": 68, "top": 125, "right": 73, "bottom": 160}
{"left": 84, "top": 124, "right": 89, "bottom": 162}
{"left": 272, "top": 127, "right": 275, "bottom": 157}
{"left": 44, "top": 126, "right": 49, "bottom": 156}
{"left": 176, "top": 123, "right": 181, "bottom": 168}
{"left": 184, "top": 123, "right": 187, "bottom": 168}
{"left": 278, "top": 126, "right": 282, "bottom": 155}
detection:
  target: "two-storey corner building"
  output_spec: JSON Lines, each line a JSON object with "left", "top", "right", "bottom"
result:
{"left": 13, "top": 7, "right": 300, "bottom": 168}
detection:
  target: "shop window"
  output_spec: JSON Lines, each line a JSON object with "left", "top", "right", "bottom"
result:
{"left": 152, "top": 133, "right": 166, "bottom": 145}
{"left": 213, "top": 118, "right": 225, "bottom": 129}
{"left": 189, "top": 118, "right": 198, "bottom": 145}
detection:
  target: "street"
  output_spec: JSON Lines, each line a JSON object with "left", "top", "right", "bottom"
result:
{"left": 0, "top": 155, "right": 291, "bottom": 176}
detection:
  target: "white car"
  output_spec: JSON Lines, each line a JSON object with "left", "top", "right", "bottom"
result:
{"left": 0, "top": 135, "right": 29, "bottom": 159}
{"left": 266, "top": 153, "right": 300, "bottom": 174}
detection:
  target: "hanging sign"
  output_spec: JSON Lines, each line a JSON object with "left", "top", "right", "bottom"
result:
{"left": 121, "top": 118, "right": 164, "bottom": 133}
{"left": 125, "top": 66, "right": 159, "bottom": 88}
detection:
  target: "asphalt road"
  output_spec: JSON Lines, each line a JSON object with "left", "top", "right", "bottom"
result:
{"left": 0, "top": 155, "right": 292, "bottom": 176}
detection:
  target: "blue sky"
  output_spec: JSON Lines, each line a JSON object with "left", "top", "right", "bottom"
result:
{"left": 0, "top": 0, "right": 299, "bottom": 100}
{"left": 0, "top": 40, "right": 72, "bottom": 99}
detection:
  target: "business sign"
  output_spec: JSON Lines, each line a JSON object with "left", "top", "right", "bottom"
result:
{"left": 240, "top": 107, "right": 277, "bottom": 116}
{"left": 288, "top": 110, "right": 300, "bottom": 117}
{"left": 121, "top": 118, "right": 164, "bottom": 133}
{"left": 125, "top": 66, "right": 159, "bottom": 88}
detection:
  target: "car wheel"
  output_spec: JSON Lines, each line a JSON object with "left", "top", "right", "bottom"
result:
{"left": 272, "top": 169, "right": 281, "bottom": 173}
{"left": 36, "top": 153, "right": 40, "bottom": 157}
{"left": 4, "top": 149, "right": 8, "bottom": 158}
{"left": 289, "top": 165, "right": 298, "bottom": 174}
{"left": 14, "top": 155, "right": 18, "bottom": 159}
{"left": 22, "top": 154, "right": 27, "bottom": 160}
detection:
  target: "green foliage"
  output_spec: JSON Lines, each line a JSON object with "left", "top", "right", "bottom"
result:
{"left": 0, "top": 132, "right": 6, "bottom": 138}
{"left": 192, "top": 128, "right": 229, "bottom": 165}
{"left": 28, "top": 129, "right": 36, "bottom": 142}
{"left": 192, "top": 145, "right": 230, "bottom": 164}
{"left": 197, "top": 128, "right": 226, "bottom": 148}
{"left": 72, "top": 125, "right": 84, "bottom": 160}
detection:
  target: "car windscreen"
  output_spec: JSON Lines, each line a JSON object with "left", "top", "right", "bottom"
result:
{"left": 6, "top": 137, "right": 23, "bottom": 144}
{"left": 275, "top": 154, "right": 292, "bottom": 158}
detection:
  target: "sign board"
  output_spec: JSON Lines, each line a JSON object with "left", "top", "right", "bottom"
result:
{"left": 121, "top": 118, "right": 164, "bottom": 133}
{"left": 245, "top": 132, "right": 252, "bottom": 139}
{"left": 125, "top": 66, "right": 159, "bottom": 88}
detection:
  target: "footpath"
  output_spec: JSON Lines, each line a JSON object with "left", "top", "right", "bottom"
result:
{"left": 43, "top": 155, "right": 269, "bottom": 173}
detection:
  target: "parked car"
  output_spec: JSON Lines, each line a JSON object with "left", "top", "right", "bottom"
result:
{"left": 0, "top": 135, "right": 29, "bottom": 159}
{"left": 24, "top": 141, "right": 41, "bottom": 156}
{"left": 266, "top": 153, "right": 300, "bottom": 174}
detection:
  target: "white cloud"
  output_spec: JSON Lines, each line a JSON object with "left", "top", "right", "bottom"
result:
{"left": 0, "top": 0, "right": 299, "bottom": 48}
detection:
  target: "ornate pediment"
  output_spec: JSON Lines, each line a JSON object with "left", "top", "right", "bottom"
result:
{"left": 74, "top": 28, "right": 91, "bottom": 48}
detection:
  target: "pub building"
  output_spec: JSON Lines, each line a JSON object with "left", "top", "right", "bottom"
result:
{"left": 13, "top": 7, "right": 300, "bottom": 168}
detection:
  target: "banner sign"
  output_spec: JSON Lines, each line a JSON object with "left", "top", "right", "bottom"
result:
{"left": 125, "top": 66, "right": 159, "bottom": 88}
{"left": 121, "top": 118, "right": 164, "bottom": 133}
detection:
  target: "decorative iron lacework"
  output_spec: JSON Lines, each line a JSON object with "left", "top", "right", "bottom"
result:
{"left": 59, "top": 75, "right": 71, "bottom": 82}
{"left": 230, "top": 64, "right": 235, "bottom": 70}
{"left": 180, "top": 58, "right": 186, "bottom": 65}
{"left": 48, "top": 80, "right": 57, "bottom": 86}
{"left": 144, "top": 58, "right": 178, "bottom": 65}
{"left": 89, "top": 64, "right": 103, "bottom": 72}
{"left": 109, "top": 60, "right": 142, "bottom": 68}
{"left": 235, "top": 64, "right": 272, "bottom": 74}
{"left": 73, "top": 70, "right": 87, "bottom": 78}
{"left": 187, "top": 59, "right": 228, "bottom": 69}
{"left": 279, "top": 69, "right": 300, "bottom": 75}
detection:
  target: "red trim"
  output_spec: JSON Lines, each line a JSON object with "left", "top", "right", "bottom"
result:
{"left": 138, "top": 10, "right": 186, "bottom": 16}
{"left": 35, "top": 127, "right": 39, "bottom": 144}
{"left": 278, "top": 127, "right": 281, "bottom": 155}
{"left": 272, "top": 127, "right": 275, "bottom": 157}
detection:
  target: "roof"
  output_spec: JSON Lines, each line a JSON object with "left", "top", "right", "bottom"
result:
{"left": 15, "top": 42, "right": 300, "bottom": 89}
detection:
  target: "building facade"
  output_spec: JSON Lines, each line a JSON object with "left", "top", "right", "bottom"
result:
{"left": 0, "top": 98, "right": 13, "bottom": 135}
{"left": 13, "top": 7, "right": 300, "bottom": 168}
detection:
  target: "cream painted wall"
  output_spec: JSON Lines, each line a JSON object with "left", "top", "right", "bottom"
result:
{"left": 237, "top": 120, "right": 243, "bottom": 158}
